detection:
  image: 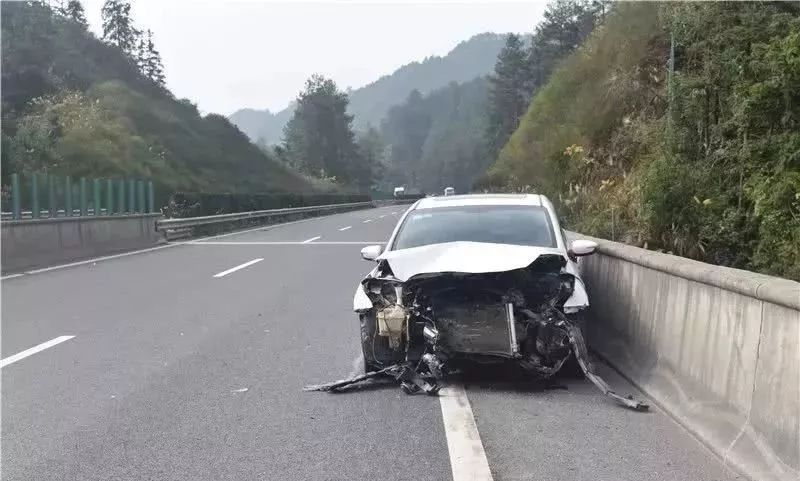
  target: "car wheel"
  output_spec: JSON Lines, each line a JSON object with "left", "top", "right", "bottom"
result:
{"left": 359, "top": 312, "right": 382, "bottom": 372}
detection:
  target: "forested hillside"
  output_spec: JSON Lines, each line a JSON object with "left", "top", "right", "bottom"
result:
{"left": 379, "top": 78, "right": 489, "bottom": 193}
{"left": 488, "top": 2, "right": 800, "bottom": 280}
{"left": 1, "top": 1, "right": 312, "bottom": 194}
{"left": 229, "top": 33, "right": 506, "bottom": 145}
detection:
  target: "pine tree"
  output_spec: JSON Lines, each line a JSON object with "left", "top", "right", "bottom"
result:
{"left": 527, "top": 0, "right": 605, "bottom": 90}
{"left": 485, "top": 33, "right": 530, "bottom": 159}
{"left": 64, "top": 0, "right": 87, "bottom": 26}
{"left": 101, "top": 0, "right": 137, "bottom": 54}
{"left": 135, "top": 34, "right": 148, "bottom": 76}
{"left": 144, "top": 29, "right": 166, "bottom": 87}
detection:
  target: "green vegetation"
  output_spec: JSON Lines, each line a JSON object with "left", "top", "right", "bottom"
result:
{"left": 229, "top": 33, "right": 508, "bottom": 145}
{"left": 1, "top": 1, "right": 312, "bottom": 195}
{"left": 278, "top": 75, "right": 373, "bottom": 192}
{"left": 484, "top": 0, "right": 605, "bottom": 161}
{"left": 379, "top": 78, "right": 489, "bottom": 193}
{"left": 488, "top": 2, "right": 800, "bottom": 280}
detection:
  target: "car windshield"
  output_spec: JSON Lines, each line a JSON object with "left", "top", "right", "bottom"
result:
{"left": 393, "top": 205, "right": 555, "bottom": 250}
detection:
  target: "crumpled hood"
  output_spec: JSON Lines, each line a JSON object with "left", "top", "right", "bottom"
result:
{"left": 377, "top": 241, "right": 566, "bottom": 282}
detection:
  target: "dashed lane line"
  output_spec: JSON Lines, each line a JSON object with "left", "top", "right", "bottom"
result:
{"left": 213, "top": 258, "right": 264, "bottom": 278}
{"left": 302, "top": 236, "right": 321, "bottom": 243}
{"left": 339, "top": 226, "right": 352, "bottom": 231}
{"left": 0, "top": 336, "right": 76, "bottom": 368}
{"left": 439, "top": 385, "right": 494, "bottom": 481}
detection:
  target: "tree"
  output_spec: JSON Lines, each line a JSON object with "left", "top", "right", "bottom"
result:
{"left": 136, "top": 29, "right": 166, "bottom": 87}
{"left": 64, "top": 0, "right": 87, "bottom": 27}
{"left": 281, "top": 74, "right": 361, "bottom": 184}
{"left": 357, "top": 126, "right": 386, "bottom": 190}
{"left": 527, "top": 0, "right": 606, "bottom": 92}
{"left": 381, "top": 89, "right": 432, "bottom": 187}
{"left": 101, "top": 0, "right": 137, "bottom": 55}
{"left": 486, "top": 33, "right": 530, "bottom": 159}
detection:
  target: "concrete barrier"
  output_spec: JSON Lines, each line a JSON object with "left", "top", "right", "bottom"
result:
{"left": 1, "top": 214, "right": 162, "bottom": 273}
{"left": 573, "top": 233, "right": 799, "bottom": 481}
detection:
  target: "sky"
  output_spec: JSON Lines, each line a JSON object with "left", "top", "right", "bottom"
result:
{"left": 82, "top": 0, "right": 547, "bottom": 116}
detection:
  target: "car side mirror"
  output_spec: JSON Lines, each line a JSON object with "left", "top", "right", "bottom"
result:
{"left": 569, "top": 239, "right": 597, "bottom": 257}
{"left": 360, "top": 245, "right": 383, "bottom": 261}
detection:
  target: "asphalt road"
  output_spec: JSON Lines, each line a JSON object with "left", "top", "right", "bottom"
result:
{"left": 1, "top": 205, "right": 743, "bottom": 480}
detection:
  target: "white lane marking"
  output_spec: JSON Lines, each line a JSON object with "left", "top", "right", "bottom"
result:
{"left": 1, "top": 273, "right": 25, "bottom": 280}
{"left": 302, "top": 236, "right": 321, "bottom": 243}
{"left": 213, "top": 258, "right": 263, "bottom": 278}
{"left": 189, "top": 241, "right": 386, "bottom": 245}
{"left": 0, "top": 336, "right": 75, "bottom": 368}
{"left": 439, "top": 385, "right": 494, "bottom": 481}
{"left": 363, "top": 219, "right": 372, "bottom": 223}
{"left": 392, "top": 211, "right": 398, "bottom": 215}
{"left": 22, "top": 243, "right": 184, "bottom": 276}
{"left": 339, "top": 226, "right": 352, "bottom": 231}
{"left": 379, "top": 215, "right": 386, "bottom": 218}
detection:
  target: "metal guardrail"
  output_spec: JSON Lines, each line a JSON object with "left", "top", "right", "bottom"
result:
{"left": 156, "top": 201, "right": 374, "bottom": 231}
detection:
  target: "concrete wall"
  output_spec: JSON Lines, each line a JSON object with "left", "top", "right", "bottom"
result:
{"left": 2, "top": 214, "right": 162, "bottom": 273}
{"left": 575, "top": 234, "right": 799, "bottom": 481}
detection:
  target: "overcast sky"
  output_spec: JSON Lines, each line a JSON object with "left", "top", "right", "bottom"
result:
{"left": 81, "top": 1, "right": 546, "bottom": 116}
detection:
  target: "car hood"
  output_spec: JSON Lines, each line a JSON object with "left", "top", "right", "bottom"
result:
{"left": 376, "top": 241, "right": 566, "bottom": 282}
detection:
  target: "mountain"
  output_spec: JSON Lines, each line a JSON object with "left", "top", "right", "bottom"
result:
{"left": 228, "top": 106, "right": 294, "bottom": 148}
{"left": 1, "top": 2, "right": 312, "bottom": 194}
{"left": 229, "top": 33, "right": 507, "bottom": 144}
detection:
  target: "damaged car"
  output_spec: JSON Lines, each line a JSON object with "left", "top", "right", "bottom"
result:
{"left": 306, "top": 194, "right": 648, "bottom": 411}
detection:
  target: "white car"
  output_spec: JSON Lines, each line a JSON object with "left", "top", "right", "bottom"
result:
{"left": 309, "top": 194, "right": 646, "bottom": 410}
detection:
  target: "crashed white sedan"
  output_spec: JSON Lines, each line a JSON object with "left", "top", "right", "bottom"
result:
{"left": 308, "top": 194, "right": 647, "bottom": 410}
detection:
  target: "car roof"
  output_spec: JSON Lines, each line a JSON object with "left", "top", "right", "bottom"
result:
{"left": 415, "top": 193, "right": 545, "bottom": 209}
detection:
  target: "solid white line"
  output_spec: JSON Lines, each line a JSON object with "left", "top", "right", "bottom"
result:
{"left": 363, "top": 219, "right": 372, "bottom": 223}
{"left": 190, "top": 241, "right": 386, "bottom": 245}
{"left": 0, "top": 336, "right": 75, "bottom": 368}
{"left": 439, "top": 385, "right": 494, "bottom": 481}
{"left": 302, "top": 236, "right": 321, "bottom": 243}
{"left": 24, "top": 243, "right": 185, "bottom": 275}
{"left": 213, "top": 258, "right": 263, "bottom": 278}
{"left": 1, "top": 273, "right": 25, "bottom": 280}
{"left": 339, "top": 226, "right": 352, "bottom": 231}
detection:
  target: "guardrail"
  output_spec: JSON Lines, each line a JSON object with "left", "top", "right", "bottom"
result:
{"left": 155, "top": 201, "right": 377, "bottom": 240}
{"left": 156, "top": 198, "right": 416, "bottom": 241}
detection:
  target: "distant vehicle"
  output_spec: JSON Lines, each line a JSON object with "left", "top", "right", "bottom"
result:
{"left": 444, "top": 187, "right": 455, "bottom": 196}
{"left": 393, "top": 186, "right": 406, "bottom": 197}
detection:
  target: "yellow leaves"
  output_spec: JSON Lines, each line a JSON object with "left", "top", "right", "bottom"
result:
{"left": 599, "top": 178, "right": 615, "bottom": 191}
{"left": 563, "top": 144, "right": 585, "bottom": 157}
{"left": 693, "top": 195, "right": 712, "bottom": 206}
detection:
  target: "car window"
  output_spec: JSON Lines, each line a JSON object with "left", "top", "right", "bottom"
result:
{"left": 393, "top": 205, "right": 555, "bottom": 250}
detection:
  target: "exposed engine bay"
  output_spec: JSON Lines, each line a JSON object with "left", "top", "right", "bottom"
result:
{"left": 305, "top": 250, "right": 648, "bottom": 411}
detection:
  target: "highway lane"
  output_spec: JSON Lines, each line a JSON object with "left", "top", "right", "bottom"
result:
{"left": 1, "top": 205, "right": 739, "bottom": 480}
